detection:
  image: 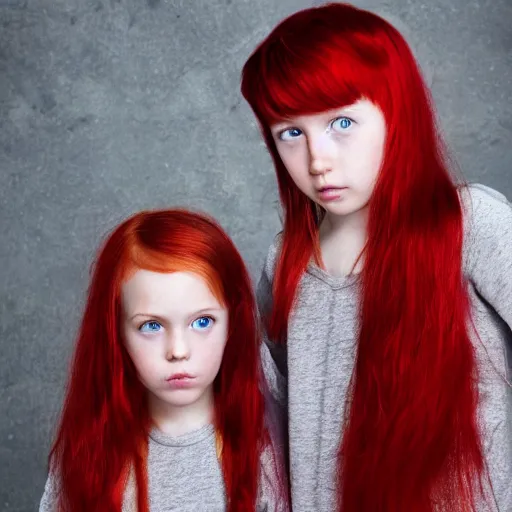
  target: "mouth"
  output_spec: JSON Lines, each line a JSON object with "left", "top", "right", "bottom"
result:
{"left": 165, "top": 373, "right": 196, "bottom": 389}
{"left": 317, "top": 186, "right": 347, "bottom": 201}
{"left": 317, "top": 185, "right": 347, "bottom": 192}
{"left": 166, "top": 373, "right": 194, "bottom": 382}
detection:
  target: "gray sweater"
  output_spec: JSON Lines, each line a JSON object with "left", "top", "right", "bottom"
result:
{"left": 39, "top": 424, "right": 286, "bottom": 511}
{"left": 259, "top": 184, "right": 512, "bottom": 511}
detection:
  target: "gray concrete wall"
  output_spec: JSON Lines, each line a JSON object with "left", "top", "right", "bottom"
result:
{"left": 0, "top": 0, "right": 510, "bottom": 510}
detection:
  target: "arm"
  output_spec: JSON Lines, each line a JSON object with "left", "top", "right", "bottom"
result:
{"left": 256, "top": 241, "right": 288, "bottom": 410}
{"left": 257, "top": 439, "right": 290, "bottom": 512}
{"left": 256, "top": 242, "right": 289, "bottom": 510}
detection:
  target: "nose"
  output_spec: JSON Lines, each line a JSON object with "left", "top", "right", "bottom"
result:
{"left": 165, "top": 330, "right": 190, "bottom": 361}
{"left": 308, "top": 132, "right": 333, "bottom": 176}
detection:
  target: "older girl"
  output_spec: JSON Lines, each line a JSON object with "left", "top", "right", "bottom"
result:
{"left": 242, "top": 3, "right": 512, "bottom": 511}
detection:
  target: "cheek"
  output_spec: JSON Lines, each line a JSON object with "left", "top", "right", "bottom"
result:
{"left": 277, "top": 146, "right": 308, "bottom": 180}
{"left": 367, "top": 124, "right": 386, "bottom": 175}
{"left": 368, "top": 143, "right": 385, "bottom": 185}
{"left": 351, "top": 137, "right": 384, "bottom": 187}
{"left": 196, "top": 335, "right": 227, "bottom": 380}
{"left": 125, "top": 342, "right": 160, "bottom": 381}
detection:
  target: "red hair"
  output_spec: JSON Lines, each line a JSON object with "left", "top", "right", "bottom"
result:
{"left": 241, "top": 3, "right": 485, "bottom": 511}
{"left": 49, "top": 209, "right": 269, "bottom": 511}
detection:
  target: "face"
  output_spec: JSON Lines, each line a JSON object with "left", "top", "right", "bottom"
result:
{"left": 270, "top": 99, "right": 386, "bottom": 219}
{"left": 121, "top": 270, "right": 228, "bottom": 413}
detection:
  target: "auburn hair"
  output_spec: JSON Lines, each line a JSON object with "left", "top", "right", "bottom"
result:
{"left": 48, "top": 209, "right": 275, "bottom": 511}
{"left": 241, "top": 3, "right": 486, "bottom": 511}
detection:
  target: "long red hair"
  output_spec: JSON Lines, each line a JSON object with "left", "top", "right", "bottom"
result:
{"left": 241, "top": 3, "right": 485, "bottom": 511}
{"left": 48, "top": 209, "right": 271, "bottom": 511}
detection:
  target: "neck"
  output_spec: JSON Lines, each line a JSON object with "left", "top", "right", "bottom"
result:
{"left": 319, "top": 205, "right": 369, "bottom": 277}
{"left": 149, "top": 387, "right": 214, "bottom": 437}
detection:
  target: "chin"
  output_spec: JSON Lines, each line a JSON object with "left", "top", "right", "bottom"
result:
{"left": 165, "top": 398, "right": 199, "bottom": 408}
{"left": 326, "top": 198, "right": 369, "bottom": 217}
{"left": 323, "top": 204, "right": 360, "bottom": 217}
{"left": 157, "top": 389, "right": 204, "bottom": 408}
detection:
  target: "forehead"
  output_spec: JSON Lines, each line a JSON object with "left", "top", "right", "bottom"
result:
{"left": 121, "top": 270, "right": 223, "bottom": 314}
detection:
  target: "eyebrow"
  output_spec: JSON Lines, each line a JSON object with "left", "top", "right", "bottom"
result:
{"left": 128, "top": 307, "right": 223, "bottom": 322}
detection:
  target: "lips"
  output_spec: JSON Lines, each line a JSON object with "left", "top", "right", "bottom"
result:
{"left": 317, "top": 186, "right": 347, "bottom": 201}
{"left": 165, "top": 373, "right": 196, "bottom": 389}
{"left": 166, "top": 373, "right": 194, "bottom": 381}
{"left": 317, "top": 185, "right": 346, "bottom": 192}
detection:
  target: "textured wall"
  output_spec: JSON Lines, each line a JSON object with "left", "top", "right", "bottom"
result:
{"left": 0, "top": 0, "right": 510, "bottom": 510}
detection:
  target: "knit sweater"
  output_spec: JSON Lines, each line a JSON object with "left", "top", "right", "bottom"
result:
{"left": 259, "top": 184, "right": 512, "bottom": 511}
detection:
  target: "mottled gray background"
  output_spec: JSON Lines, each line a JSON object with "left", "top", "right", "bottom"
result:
{"left": 0, "top": 0, "right": 510, "bottom": 510}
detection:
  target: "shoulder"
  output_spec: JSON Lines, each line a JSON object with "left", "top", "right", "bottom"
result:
{"left": 459, "top": 183, "right": 512, "bottom": 270}
{"left": 460, "top": 183, "right": 511, "bottom": 235}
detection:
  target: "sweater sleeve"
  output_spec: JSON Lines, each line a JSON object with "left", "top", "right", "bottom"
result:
{"left": 257, "top": 238, "right": 288, "bottom": 410}
{"left": 258, "top": 439, "right": 289, "bottom": 512}
{"left": 463, "top": 183, "right": 512, "bottom": 333}
{"left": 39, "top": 471, "right": 59, "bottom": 512}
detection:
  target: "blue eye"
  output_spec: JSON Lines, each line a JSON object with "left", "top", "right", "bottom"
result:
{"left": 331, "top": 117, "right": 352, "bottom": 131}
{"left": 279, "top": 127, "right": 302, "bottom": 141}
{"left": 191, "top": 316, "right": 214, "bottom": 330}
{"left": 139, "top": 321, "right": 162, "bottom": 333}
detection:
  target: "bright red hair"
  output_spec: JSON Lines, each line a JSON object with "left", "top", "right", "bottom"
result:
{"left": 241, "top": 3, "right": 486, "bottom": 511}
{"left": 48, "top": 209, "right": 271, "bottom": 511}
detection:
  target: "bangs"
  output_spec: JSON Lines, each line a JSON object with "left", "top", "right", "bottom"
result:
{"left": 243, "top": 21, "right": 389, "bottom": 123}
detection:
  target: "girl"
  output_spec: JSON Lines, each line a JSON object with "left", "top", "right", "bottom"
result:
{"left": 241, "top": 3, "right": 512, "bottom": 512}
{"left": 39, "top": 209, "right": 288, "bottom": 511}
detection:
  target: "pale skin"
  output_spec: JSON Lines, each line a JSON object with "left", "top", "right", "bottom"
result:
{"left": 270, "top": 98, "right": 386, "bottom": 277}
{"left": 121, "top": 270, "right": 228, "bottom": 437}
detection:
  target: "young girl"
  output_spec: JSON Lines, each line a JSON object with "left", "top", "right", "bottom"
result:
{"left": 241, "top": 3, "right": 512, "bottom": 511}
{"left": 39, "top": 209, "right": 288, "bottom": 511}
